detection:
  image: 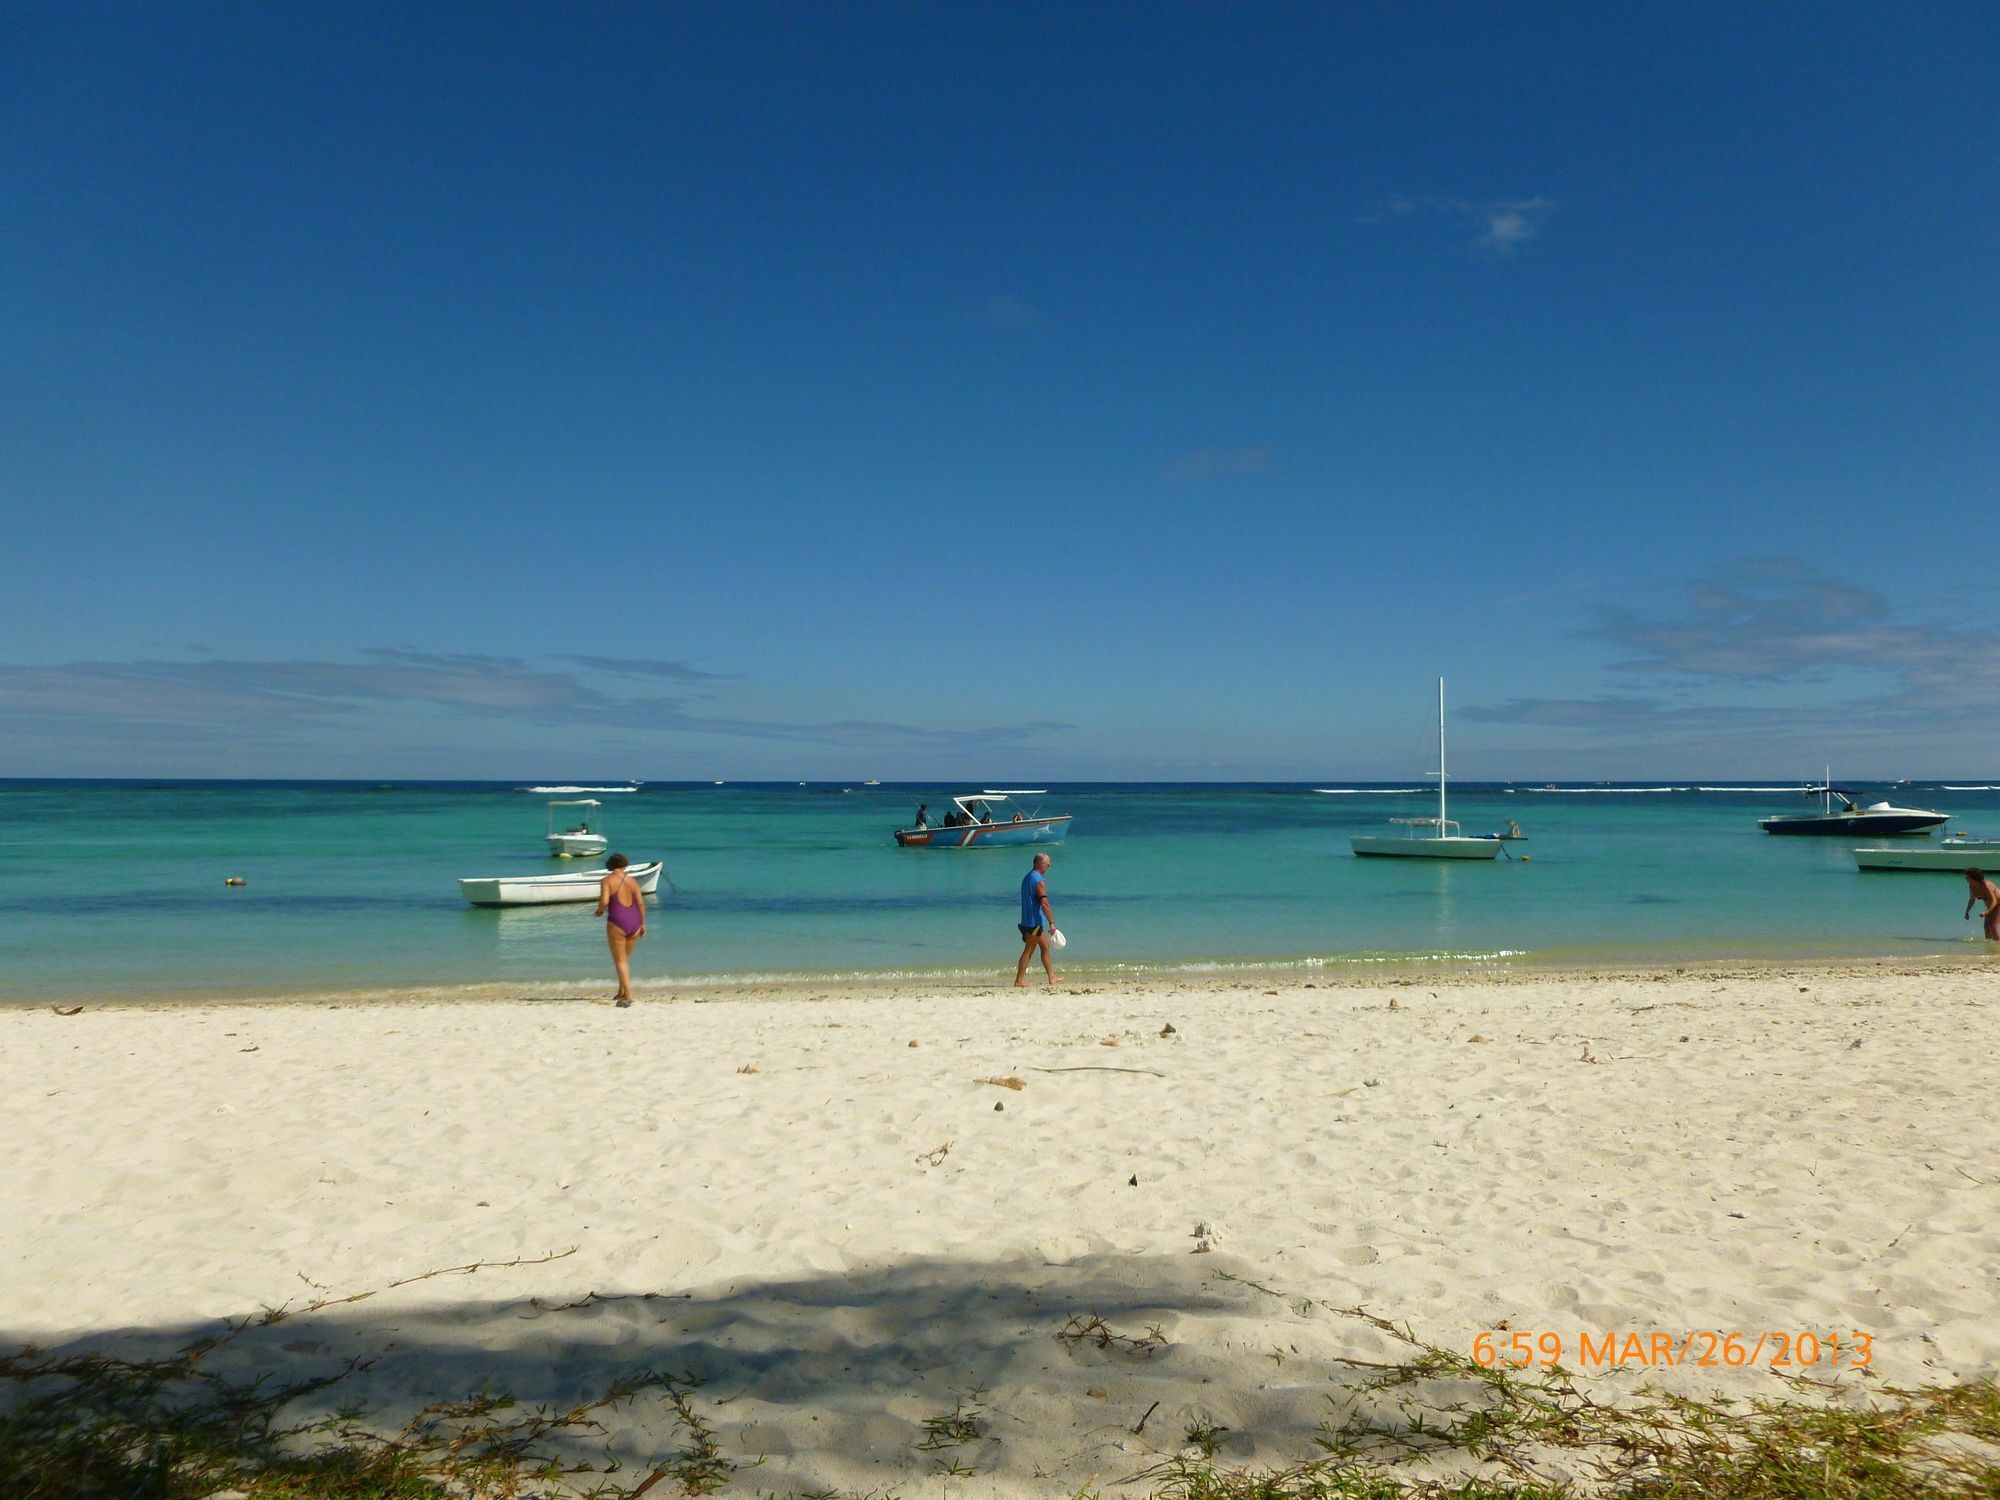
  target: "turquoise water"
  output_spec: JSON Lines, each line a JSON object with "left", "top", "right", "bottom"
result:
{"left": 3, "top": 780, "right": 1998, "bottom": 1002}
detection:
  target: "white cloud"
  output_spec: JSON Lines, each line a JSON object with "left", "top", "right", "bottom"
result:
{"left": 1477, "top": 198, "right": 1554, "bottom": 253}
{"left": 1363, "top": 195, "right": 1556, "bottom": 255}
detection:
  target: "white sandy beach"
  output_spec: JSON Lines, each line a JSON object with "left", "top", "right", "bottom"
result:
{"left": 4, "top": 962, "right": 1997, "bottom": 1494}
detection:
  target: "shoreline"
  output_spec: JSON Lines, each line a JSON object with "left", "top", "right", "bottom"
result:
{"left": 5, "top": 961, "right": 1996, "bottom": 1493}
{"left": 5, "top": 945, "right": 1991, "bottom": 1010}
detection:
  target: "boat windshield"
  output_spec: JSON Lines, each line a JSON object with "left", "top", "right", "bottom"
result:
{"left": 548, "top": 798, "right": 601, "bottom": 833}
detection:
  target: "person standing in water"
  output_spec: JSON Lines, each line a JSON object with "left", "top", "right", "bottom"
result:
{"left": 1964, "top": 868, "right": 2000, "bottom": 942}
{"left": 1014, "top": 851, "right": 1062, "bottom": 987}
{"left": 595, "top": 853, "right": 646, "bottom": 1005}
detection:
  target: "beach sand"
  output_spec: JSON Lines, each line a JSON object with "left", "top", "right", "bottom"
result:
{"left": 4, "top": 960, "right": 1997, "bottom": 1494}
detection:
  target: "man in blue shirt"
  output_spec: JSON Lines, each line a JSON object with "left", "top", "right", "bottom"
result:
{"left": 1014, "top": 852, "right": 1062, "bottom": 987}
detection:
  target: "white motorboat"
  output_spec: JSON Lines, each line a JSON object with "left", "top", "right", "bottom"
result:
{"left": 1853, "top": 839, "right": 2000, "bottom": 873}
{"left": 895, "top": 791, "right": 1072, "bottom": 848}
{"left": 1351, "top": 679, "right": 1513, "bottom": 860}
{"left": 545, "top": 798, "right": 610, "bottom": 859}
{"left": 460, "top": 861, "right": 662, "bottom": 907}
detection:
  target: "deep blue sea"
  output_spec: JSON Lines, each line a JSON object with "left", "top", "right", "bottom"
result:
{"left": 3, "top": 780, "right": 1998, "bottom": 1002}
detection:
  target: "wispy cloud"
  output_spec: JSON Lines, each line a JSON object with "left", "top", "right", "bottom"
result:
{"left": 557, "top": 655, "right": 726, "bottom": 682}
{"left": 1476, "top": 198, "right": 1554, "bottom": 253}
{"left": 0, "top": 653, "right": 1071, "bottom": 754}
{"left": 969, "top": 294, "right": 1051, "bottom": 332}
{"left": 1363, "top": 195, "right": 1556, "bottom": 255}
{"left": 1591, "top": 556, "right": 2000, "bottom": 703}
{"left": 1163, "top": 444, "right": 1273, "bottom": 484}
{"left": 1467, "top": 558, "right": 2000, "bottom": 753}
{"left": 1461, "top": 696, "right": 1754, "bottom": 731}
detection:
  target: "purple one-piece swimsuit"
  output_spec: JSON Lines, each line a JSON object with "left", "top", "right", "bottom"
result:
{"left": 607, "top": 886, "right": 643, "bottom": 936}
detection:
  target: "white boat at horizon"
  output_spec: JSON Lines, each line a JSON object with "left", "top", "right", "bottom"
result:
{"left": 1351, "top": 680, "right": 1513, "bottom": 860}
{"left": 460, "top": 861, "right": 663, "bottom": 907}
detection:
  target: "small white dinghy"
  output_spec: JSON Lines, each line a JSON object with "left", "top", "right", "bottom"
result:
{"left": 460, "top": 861, "right": 662, "bottom": 908}
{"left": 546, "top": 798, "right": 610, "bottom": 859}
{"left": 1853, "top": 839, "right": 2000, "bottom": 873}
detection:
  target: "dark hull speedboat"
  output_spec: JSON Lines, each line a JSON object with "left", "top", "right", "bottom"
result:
{"left": 1760, "top": 786, "right": 1947, "bottom": 836}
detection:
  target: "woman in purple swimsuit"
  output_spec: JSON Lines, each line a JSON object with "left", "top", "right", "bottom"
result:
{"left": 594, "top": 853, "right": 647, "bottom": 1006}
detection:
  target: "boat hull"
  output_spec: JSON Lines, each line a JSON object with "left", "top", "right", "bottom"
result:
{"left": 547, "top": 834, "right": 609, "bottom": 858}
{"left": 1351, "top": 836, "right": 1501, "bottom": 860}
{"left": 1854, "top": 843, "right": 2000, "bottom": 872}
{"left": 895, "top": 816, "right": 1071, "bottom": 848}
{"left": 461, "top": 861, "right": 662, "bottom": 907}
{"left": 1761, "top": 814, "right": 1948, "bottom": 836}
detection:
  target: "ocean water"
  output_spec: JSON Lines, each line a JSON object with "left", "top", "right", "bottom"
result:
{"left": 3, "top": 780, "right": 1997, "bottom": 1002}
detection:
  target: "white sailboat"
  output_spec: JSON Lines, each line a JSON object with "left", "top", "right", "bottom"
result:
{"left": 1351, "top": 679, "right": 1505, "bottom": 860}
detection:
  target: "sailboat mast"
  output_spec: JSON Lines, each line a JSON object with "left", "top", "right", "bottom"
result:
{"left": 1438, "top": 676, "right": 1447, "bottom": 829}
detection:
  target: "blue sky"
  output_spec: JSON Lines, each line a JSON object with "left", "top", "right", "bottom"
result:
{"left": 4, "top": 2, "right": 1997, "bottom": 779}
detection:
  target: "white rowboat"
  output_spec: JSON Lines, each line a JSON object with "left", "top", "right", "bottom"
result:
{"left": 1853, "top": 842, "right": 2000, "bottom": 873}
{"left": 460, "top": 861, "right": 662, "bottom": 907}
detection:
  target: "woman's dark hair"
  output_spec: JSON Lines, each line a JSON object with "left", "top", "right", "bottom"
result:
{"left": 606, "top": 853, "right": 629, "bottom": 870}
{"left": 1968, "top": 868, "right": 1985, "bottom": 880}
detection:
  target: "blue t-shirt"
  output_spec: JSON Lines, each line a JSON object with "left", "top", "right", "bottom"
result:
{"left": 1020, "top": 869, "right": 1046, "bottom": 929}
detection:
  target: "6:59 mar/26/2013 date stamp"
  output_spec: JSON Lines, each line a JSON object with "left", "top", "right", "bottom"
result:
{"left": 1473, "top": 1329, "right": 1873, "bottom": 1371}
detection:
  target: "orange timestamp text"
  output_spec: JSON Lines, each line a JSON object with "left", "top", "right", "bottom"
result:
{"left": 1472, "top": 1329, "right": 1873, "bottom": 1370}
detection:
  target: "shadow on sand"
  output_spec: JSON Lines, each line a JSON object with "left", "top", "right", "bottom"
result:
{"left": 0, "top": 1248, "right": 1413, "bottom": 1495}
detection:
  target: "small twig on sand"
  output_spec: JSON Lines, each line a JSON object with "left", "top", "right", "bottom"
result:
{"left": 277, "top": 1247, "right": 580, "bottom": 1318}
{"left": 525, "top": 1288, "right": 689, "bottom": 1315}
{"left": 1028, "top": 1066, "right": 1167, "bottom": 1077}
{"left": 1134, "top": 1399, "right": 1160, "bottom": 1434}
{"left": 628, "top": 1463, "right": 675, "bottom": 1497}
